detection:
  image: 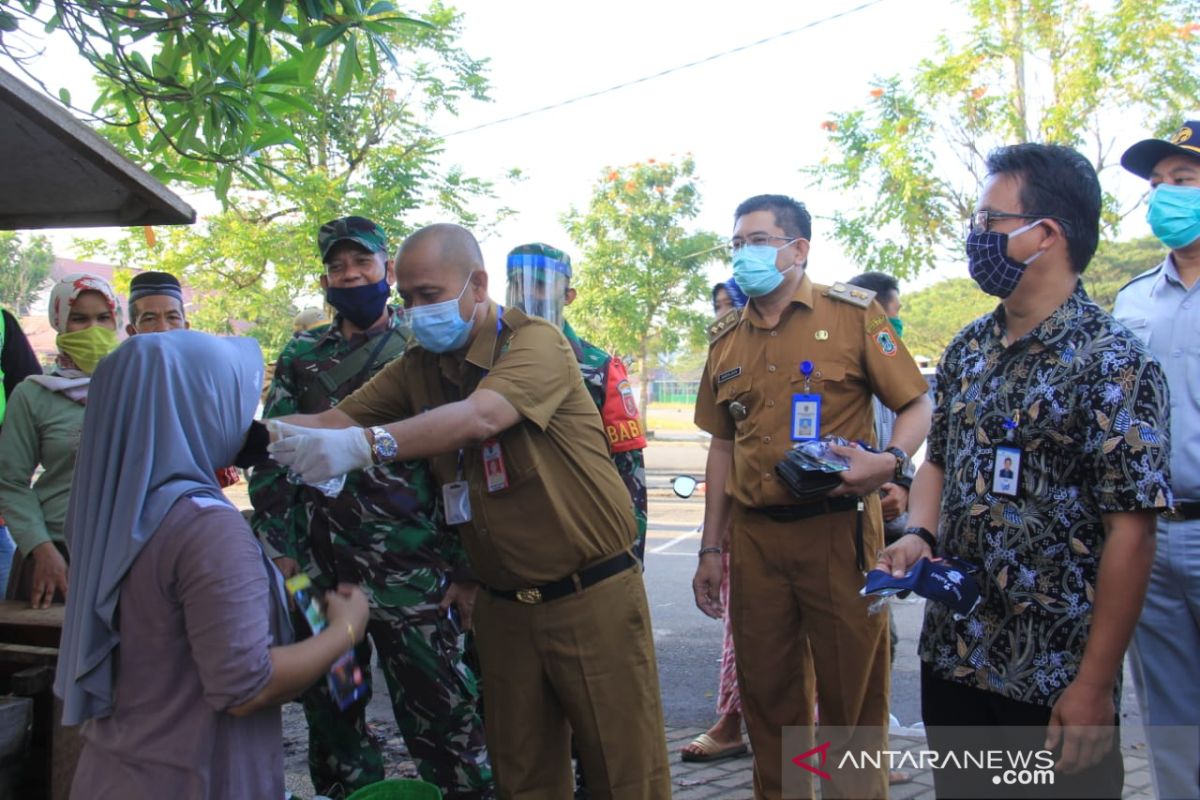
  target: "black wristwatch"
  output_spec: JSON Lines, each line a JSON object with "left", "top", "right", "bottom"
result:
{"left": 884, "top": 446, "right": 907, "bottom": 481}
{"left": 905, "top": 526, "right": 937, "bottom": 551}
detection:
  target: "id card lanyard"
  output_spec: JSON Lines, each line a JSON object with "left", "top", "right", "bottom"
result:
{"left": 442, "top": 307, "right": 509, "bottom": 522}
{"left": 991, "top": 411, "right": 1021, "bottom": 498}
{"left": 791, "top": 359, "right": 822, "bottom": 441}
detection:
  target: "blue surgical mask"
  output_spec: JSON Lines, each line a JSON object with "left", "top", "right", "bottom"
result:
{"left": 1147, "top": 183, "right": 1200, "bottom": 250}
{"left": 965, "top": 220, "right": 1044, "bottom": 299}
{"left": 409, "top": 280, "right": 476, "bottom": 353}
{"left": 888, "top": 316, "right": 904, "bottom": 339}
{"left": 731, "top": 243, "right": 796, "bottom": 297}
{"left": 325, "top": 277, "right": 391, "bottom": 330}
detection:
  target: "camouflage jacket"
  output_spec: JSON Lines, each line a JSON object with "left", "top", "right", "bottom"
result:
{"left": 561, "top": 321, "right": 648, "bottom": 557}
{"left": 250, "top": 308, "right": 467, "bottom": 605}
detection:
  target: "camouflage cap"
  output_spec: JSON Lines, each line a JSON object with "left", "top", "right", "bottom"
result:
{"left": 506, "top": 242, "right": 572, "bottom": 279}
{"left": 317, "top": 216, "right": 389, "bottom": 260}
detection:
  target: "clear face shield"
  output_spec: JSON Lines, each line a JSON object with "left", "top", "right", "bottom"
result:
{"left": 506, "top": 253, "right": 572, "bottom": 328}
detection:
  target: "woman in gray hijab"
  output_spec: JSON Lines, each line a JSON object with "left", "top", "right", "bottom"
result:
{"left": 54, "top": 330, "right": 369, "bottom": 799}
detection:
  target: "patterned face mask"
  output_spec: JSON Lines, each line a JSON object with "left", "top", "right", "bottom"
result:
{"left": 965, "top": 220, "right": 1044, "bottom": 299}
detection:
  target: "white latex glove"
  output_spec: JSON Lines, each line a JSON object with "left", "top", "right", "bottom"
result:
{"left": 266, "top": 420, "right": 373, "bottom": 484}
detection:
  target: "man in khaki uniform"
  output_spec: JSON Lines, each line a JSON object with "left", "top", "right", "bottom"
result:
{"left": 692, "top": 195, "right": 931, "bottom": 799}
{"left": 268, "top": 223, "right": 671, "bottom": 800}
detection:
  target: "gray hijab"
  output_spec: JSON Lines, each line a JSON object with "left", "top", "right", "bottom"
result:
{"left": 54, "top": 331, "right": 271, "bottom": 725}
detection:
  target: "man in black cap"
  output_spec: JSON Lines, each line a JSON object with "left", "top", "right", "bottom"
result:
{"left": 1113, "top": 119, "right": 1200, "bottom": 800}
{"left": 126, "top": 270, "right": 189, "bottom": 335}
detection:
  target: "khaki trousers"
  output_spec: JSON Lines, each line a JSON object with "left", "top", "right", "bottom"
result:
{"left": 730, "top": 499, "right": 890, "bottom": 800}
{"left": 474, "top": 564, "right": 670, "bottom": 800}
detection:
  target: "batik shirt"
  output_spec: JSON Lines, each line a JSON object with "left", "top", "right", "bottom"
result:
{"left": 562, "top": 321, "right": 648, "bottom": 559}
{"left": 918, "top": 284, "right": 1171, "bottom": 707}
{"left": 250, "top": 309, "right": 467, "bottom": 607}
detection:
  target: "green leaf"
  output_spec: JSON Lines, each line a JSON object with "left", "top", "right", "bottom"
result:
{"left": 366, "top": 1, "right": 397, "bottom": 13}
{"left": 215, "top": 165, "right": 233, "bottom": 202}
{"left": 248, "top": 126, "right": 297, "bottom": 153}
{"left": 259, "top": 90, "right": 319, "bottom": 116}
{"left": 0, "top": 12, "right": 20, "bottom": 32}
{"left": 265, "top": 0, "right": 285, "bottom": 25}
{"left": 259, "top": 62, "right": 302, "bottom": 85}
{"left": 313, "top": 23, "right": 349, "bottom": 48}
{"left": 57, "top": 87, "right": 71, "bottom": 107}
{"left": 246, "top": 22, "right": 259, "bottom": 72}
{"left": 332, "top": 36, "right": 359, "bottom": 94}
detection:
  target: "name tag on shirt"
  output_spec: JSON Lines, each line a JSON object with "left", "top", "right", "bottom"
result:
{"left": 791, "top": 393, "right": 822, "bottom": 441}
{"left": 443, "top": 480, "right": 472, "bottom": 525}
{"left": 992, "top": 445, "right": 1021, "bottom": 498}
{"left": 482, "top": 438, "right": 509, "bottom": 493}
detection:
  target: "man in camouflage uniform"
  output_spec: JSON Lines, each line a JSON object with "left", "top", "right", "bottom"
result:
{"left": 250, "top": 216, "right": 492, "bottom": 799}
{"left": 505, "top": 243, "right": 648, "bottom": 560}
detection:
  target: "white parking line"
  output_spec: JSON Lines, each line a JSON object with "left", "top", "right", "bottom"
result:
{"left": 648, "top": 525, "right": 701, "bottom": 554}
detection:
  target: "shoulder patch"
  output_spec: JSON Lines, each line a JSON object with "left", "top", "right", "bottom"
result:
{"left": 1117, "top": 263, "right": 1164, "bottom": 295}
{"left": 825, "top": 282, "right": 876, "bottom": 309}
{"left": 707, "top": 307, "right": 741, "bottom": 344}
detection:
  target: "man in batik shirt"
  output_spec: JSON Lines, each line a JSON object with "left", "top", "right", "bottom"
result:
{"left": 879, "top": 144, "right": 1171, "bottom": 799}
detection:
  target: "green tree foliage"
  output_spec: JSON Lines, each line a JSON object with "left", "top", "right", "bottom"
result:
{"left": 899, "top": 277, "right": 998, "bottom": 362}
{"left": 1082, "top": 235, "right": 1165, "bottom": 310}
{"left": 562, "top": 157, "right": 724, "bottom": 412}
{"left": 0, "top": 0, "right": 450, "bottom": 195}
{"left": 807, "top": 0, "right": 1200, "bottom": 279}
{"left": 0, "top": 232, "right": 54, "bottom": 315}
{"left": 76, "top": 7, "right": 501, "bottom": 355}
{"left": 900, "top": 235, "right": 1167, "bottom": 362}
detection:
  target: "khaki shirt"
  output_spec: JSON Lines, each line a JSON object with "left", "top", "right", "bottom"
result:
{"left": 694, "top": 275, "right": 928, "bottom": 509}
{"left": 337, "top": 302, "right": 637, "bottom": 590}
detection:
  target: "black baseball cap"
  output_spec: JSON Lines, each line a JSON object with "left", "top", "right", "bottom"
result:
{"left": 1121, "top": 120, "right": 1200, "bottom": 179}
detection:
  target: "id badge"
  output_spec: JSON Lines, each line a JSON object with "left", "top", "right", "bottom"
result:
{"left": 481, "top": 438, "right": 509, "bottom": 492}
{"left": 791, "top": 393, "right": 822, "bottom": 441}
{"left": 442, "top": 480, "right": 472, "bottom": 525}
{"left": 992, "top": 445, "right": 1021, "bottom": 497}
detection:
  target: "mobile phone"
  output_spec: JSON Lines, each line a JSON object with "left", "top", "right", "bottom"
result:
{"left": 285, "top": 574, "right": 367, "bottom": 710}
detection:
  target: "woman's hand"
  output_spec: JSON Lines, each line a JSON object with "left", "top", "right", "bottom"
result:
{"left": 29, "top": 542, "right": 68, "bottom": 609}
{"left": 324, "top": 584, "right": 369, "bottom": 644}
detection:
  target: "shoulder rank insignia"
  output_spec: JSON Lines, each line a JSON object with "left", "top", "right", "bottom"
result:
{"left": 825, "top": 282, "right": 876, "bottom": 309}
{"left": 707, "top": 307, "right": 741, "bottom": 344}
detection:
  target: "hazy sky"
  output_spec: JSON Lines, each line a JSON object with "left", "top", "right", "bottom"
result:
{"left": 10, "top": 0, "right": 1165, "bottom": 297}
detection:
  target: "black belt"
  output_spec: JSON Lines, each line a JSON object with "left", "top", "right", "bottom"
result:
{"left": 749, "top": 496, "right": 867, "bottom": 571}
{"left": 1161, "top": 502, "right": 1200, "bottom": 522}
{"left": 487, "top": 551, "right": 637, "bottom": 605}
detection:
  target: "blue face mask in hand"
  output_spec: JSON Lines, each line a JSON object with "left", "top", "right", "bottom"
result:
{"left": 732, "top": 243, "right": 796, "bottom": 298}
{"left": 1147, "top": 183, "right": 1200, "bottom": 250}
{"left": 409, "top": 279, "right": 476, "bottom": 353}
{"left": 325, "top": 277, "right": 391, "bottom": 330}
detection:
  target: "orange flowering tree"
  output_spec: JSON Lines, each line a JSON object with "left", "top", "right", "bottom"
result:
{"left": 562, "top": 156, "right": 724, "bottom": 412}
{"left": 807, "top": 0, "right": 1200, "bottom": 278}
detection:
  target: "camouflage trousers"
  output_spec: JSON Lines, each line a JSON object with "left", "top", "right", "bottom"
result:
{"left": 300, "top": 601, "right": 493, "bottom": 799}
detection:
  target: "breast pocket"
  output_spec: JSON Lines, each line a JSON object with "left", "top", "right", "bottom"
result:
{"left": 715, "top": 374, "right": 755, "bottom": 433}
{"left": 1117, "top": 316, "right": 1151, "bottom": 347}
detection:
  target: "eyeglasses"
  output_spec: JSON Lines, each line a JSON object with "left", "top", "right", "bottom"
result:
{"left": 967, "top": 210, "right": 1070, "bottom": 236}
{"left": 727, "top": 234, "right": 801, "bottom": 253}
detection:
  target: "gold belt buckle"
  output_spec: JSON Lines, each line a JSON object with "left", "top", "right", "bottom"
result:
{"left": 1161, "top": 507, "right": 1184, "bottom": 522}
{"left": 516, "top": 588, "right": 543, "bottom": 604}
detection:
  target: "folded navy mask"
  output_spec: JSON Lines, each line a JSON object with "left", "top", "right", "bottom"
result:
{"left": 861, "top": 557, "right": 982, "bottom": 617}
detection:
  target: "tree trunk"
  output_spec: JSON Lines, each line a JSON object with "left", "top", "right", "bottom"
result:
{"left": 638, "top": 339, "right": 651, "bottom": 421}
{"left": 1008, "top": 0, "right": 1030, "bottom": 141}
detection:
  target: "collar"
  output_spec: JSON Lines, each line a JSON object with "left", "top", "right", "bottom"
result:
{"left": 464, "top": 301, "right": 504, "bottom": 372}
{"left": 744, "top": 273, "right": 814, "bottom": 328}
{"left": 318, "top": 306, "right": 402, "bottom": 347}
{"left": 561, "top": 319, "right": 585, "bottom": 361}
{"left": 1152, "top": 254, "right": 1184, "bottom": 296}
{"left": 990, "top": 281, "right": 1091, "bottom": 350}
